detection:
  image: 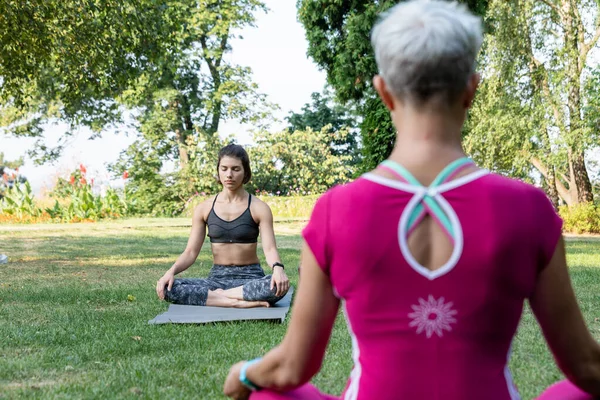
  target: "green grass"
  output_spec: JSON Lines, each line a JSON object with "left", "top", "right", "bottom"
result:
{"left": 0, "top": 219, "right": 599, "bottom": 399}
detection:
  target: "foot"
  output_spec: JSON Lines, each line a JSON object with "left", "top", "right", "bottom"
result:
{"left": 213, "top": 286, "right": 244, "bottom": 300}
{"left": 232, "top": 299, "right": 270, "bottom": 309}
{"left": 206, "top": 291, "right": 269, "bottom": 308}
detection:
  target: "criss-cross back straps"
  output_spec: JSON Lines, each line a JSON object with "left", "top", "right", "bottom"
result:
{"left": 379, "top": 158, "right": 474, "bottom": 241}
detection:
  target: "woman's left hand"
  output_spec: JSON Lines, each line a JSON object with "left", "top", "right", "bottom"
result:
{"left": 223, "top": 361, "right": 251, "bottom": 399}
{"left": 271, "top": 266, "right": 290, "bottom": 297}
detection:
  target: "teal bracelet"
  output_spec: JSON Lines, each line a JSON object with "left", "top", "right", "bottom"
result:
{"left": 239, "top": 358, "right": 262, "bottom": 391}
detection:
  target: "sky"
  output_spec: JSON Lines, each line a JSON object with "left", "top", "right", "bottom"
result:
{"left": 0, "top": 0, "right": 327, "bottom": 195}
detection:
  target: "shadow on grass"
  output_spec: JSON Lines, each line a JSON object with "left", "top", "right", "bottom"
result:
{"left": 565, "top": 237, "right": 600, "bottom": 256}
{"left": 3, "top": 234, "right": 303, "bottom": 260}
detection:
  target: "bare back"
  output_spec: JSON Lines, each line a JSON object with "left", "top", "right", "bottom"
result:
{"left": 376, "top": 162, "right": 480, "bottom": 272}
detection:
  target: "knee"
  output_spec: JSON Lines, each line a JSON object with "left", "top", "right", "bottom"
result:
{"left": 164, "top": 282, "right": 208, "bottom": 306}
{"left": 163, "top": 284, "right": 180, "bottom": 302}
{"left": 275, "top": 285, "right": 289, "bottom": 298}
{"left": 243, "top": 282, "right": 288, "bottom": 304}
{"left": 266, "top": 286, "right": 289, "bottom": 305}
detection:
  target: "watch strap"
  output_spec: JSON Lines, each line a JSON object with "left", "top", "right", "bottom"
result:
{"left": 239, "top": 358, "right": 262, "bottom": 391}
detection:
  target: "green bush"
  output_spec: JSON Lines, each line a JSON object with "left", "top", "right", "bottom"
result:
{"left": 45, "top": 184, "right": 133, "bottom": 222}
{"left": 45, "top": 165, "right": 136, "bottom": 222}
{"left": 0, "top": 181, "right": 43, "bottom": 219}
{"left": 259, "top": 194, "right": 319, "bottom": 219}
{"left": 248, "top": 127, "right": 356, "bottom": 196}
{"left": 559, "top": 203, "right": 600, "bottom": 234}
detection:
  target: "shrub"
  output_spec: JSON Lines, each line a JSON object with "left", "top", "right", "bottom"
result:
{"left": 0, "top": 165, "right": 136, "bottom": 224}
{"left": 260, "top": 194, "right": 319, "bottom": 219}
{"left": 559, "top": 203, "right": 600, "bottom": 234}
{"left": 0, "top": 181, "right": 43, "bottom": 220}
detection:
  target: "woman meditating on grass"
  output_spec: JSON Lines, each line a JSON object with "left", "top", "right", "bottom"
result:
{"left": 156, "top": 144, "right": 290, "bottom": 308}
{"left": 223, "top": 1, "right": 600, "bottom": 399}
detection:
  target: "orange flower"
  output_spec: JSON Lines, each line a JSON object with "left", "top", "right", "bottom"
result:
{"left": 80, "top": 177, "right": 87, "bottom": 185}
{"left": 70, "top": 175, "right": 76, "bottom": 185}
{"left": 122, "top": 171, "right": 129, "bottom": 179}
{"left": 79, "top": 164, "right": 87, "bottom": 174}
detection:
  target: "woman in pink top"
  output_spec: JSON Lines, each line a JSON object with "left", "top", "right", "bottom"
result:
{"left": 223, "top": 1, "right": 600, "bottom": 399}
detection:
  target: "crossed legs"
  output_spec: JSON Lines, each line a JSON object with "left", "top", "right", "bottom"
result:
{"left": 164, "top": 270, "right": 287, "bottom": 307}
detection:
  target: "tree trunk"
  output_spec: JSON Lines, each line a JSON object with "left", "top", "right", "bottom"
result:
{"left": 531, "top": 156, "right": 573, "bottom": 205}
{"left": 546, "top": 164, "right": 560, "bottom": 209}
{"left": 200, "top": 32, "right": 228, "bottom": 136}
{"left": 561, "top": 0, "right": 594, "bottom": 203}
{"left": 571, "top": 149, "right": 594, "bottom": 203}
{"left": 175, "top": 129, "right": 189, "bottom": 169}
{"left": 206, "top": 59, "right": 223, "bottom": 135}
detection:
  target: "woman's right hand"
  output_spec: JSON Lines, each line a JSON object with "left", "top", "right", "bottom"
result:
{"left": 156, "top": 270, "right": 175, "bottom": 300}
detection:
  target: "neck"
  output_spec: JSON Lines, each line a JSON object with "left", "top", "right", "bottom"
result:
{"left": 220, "top": 187, "right": 247, "bottom": 202}
{"left": 386, "top": 104, "right": 468, "bottom": 184}
{"left": 392, "top": 104, "right": 465, "bottom": 159}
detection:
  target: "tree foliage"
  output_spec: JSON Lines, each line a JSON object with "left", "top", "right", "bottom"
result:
{"left": 111, "top": 0, "right": 274, "bottom": 210}
{"left": 0, "top": 153, "right": 24, "bottom": 170}
{"left": 111, "top": 132, "right": 232, "bottom": 216}
{"left": 104, "top": 0, "right": 282, "bottom": 214}
{"left": 111, "top": 126, "right": 354, "bottom": 215}
{"left": 297, "top": 0, "right": 489, "bottom": 173}
{"left": 466, "top": 0, "right": 600, "bottom": 206}
{"left": 286, "top": 88, "right": 359, "bottom": 162}
{"left": 0, "top": 0, "right": 271, "bottom": 165}
{"left": 248, "top": 127, "right": 355, "bottom": 196}
{"left": 0, "top": 0, "right": 177, "bottom": 161}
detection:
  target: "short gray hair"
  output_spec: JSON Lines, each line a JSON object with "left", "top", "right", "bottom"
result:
{"left": 371, "top": 0, "right": 483, "bottom": 106}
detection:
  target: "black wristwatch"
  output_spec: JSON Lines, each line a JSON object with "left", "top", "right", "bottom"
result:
{"left": 272, "top": 262, "right": 285, "bottom": 270}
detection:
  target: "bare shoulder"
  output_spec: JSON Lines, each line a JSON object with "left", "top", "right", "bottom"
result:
{"left": 250, "top": 195, "right": 273, "bottom": 220}
{"left": 193, "top": 197, "right": 215, "bottom": 223}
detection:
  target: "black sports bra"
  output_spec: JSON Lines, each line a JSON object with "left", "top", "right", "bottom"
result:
{"left": 206, "top": 194, "right": 259, "bottom": 243}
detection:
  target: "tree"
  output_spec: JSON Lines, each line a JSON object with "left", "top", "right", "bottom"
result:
{"left": 248, "top": 127, "right": 355, "bottom": 196}
{"left": 286, "top": 88, "right": 358, "bottom": 162}
{"left": 297, "top": 0, "right": 489, "bottom": 172}
{"left": 465, "top": 0, "right": 600, "bottom": 206}
{"left": 0, "top": 0, "right": 176, "bottom": 162}
{"left": 110, "top": 133, "right": 232, "bottom": 216}
{"left": 0, "top": 153, "right": 24, "bottom": 170}
{"left": 109, "top": 0, "right": 272, "bottom": 214}
{"left": 0, "top": 0, "right": 270, "bottom": 167}
{"left": 117, "top": 0, "right": 270, "bottom": 170}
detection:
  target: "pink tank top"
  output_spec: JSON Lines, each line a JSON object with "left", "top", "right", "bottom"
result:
{"left": 302, "top": 169, "right": 563, "bottom": 400}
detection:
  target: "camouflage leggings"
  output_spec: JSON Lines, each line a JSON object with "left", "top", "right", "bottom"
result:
{"left": 164, "top": 263, "right": 286, "bottom": 306}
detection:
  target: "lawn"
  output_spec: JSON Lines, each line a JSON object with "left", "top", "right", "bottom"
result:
{"left": 0, "top": 219, "right": 599, "bottom": 399}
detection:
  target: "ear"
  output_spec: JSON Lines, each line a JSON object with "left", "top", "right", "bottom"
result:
{"left": 463, "top": 73, "right": 481, "bottom": 108}
{"left": 373, "top": 75, "right": 395, "bottom": 111}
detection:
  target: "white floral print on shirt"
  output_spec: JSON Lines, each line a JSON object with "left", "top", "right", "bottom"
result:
{"left": 408, "top": 295, "right": 457, "bottom": 338}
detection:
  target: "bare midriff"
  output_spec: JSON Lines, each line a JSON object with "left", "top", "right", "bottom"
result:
{"left": 211, "top": 242, "right": 260, "bottom": 266}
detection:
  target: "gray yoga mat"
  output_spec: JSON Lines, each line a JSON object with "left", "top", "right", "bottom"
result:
{"left": 149, "top": 287, "right": 294, "bottom": 325}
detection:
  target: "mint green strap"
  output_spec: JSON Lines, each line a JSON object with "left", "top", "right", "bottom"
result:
{"left": 431, "top": 158, "right": 474, "bottom": 186}
{"left": 380, "top": 158, "right": 472, "bottom": 239}
{"left": 381, "top": 160, "right": 429, "bottom": 229}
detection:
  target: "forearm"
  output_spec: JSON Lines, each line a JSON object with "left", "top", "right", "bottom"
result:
{"left": 169, "top": 250, "right": 199, "bottom": 275}
{"left": 246, "top": 343, "right": 317, "bottom": 391}
{"left": 568, "top": 341, "right": 600, "bottom": 395}
{"left": 263, "top": 246, "right": 281, "bottom": 268}
{"left": 239, "top": 243, "right": 337, "bottom": 392}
